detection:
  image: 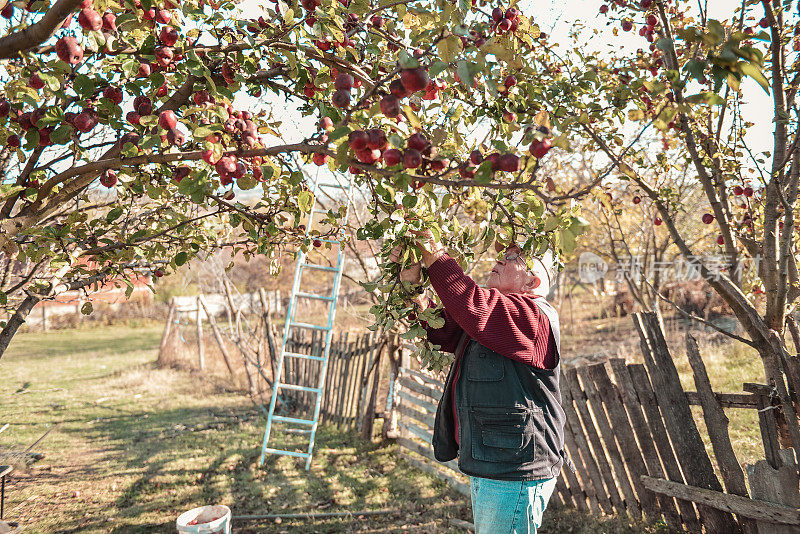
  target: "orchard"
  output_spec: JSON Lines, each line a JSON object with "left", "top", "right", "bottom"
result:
{"left": 0, "top": 0, "right": 798, "bottom": 382}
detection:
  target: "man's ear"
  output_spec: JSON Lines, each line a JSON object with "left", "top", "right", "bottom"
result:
{"left": 524, "top": 274, "right": 542, "bottom": 293}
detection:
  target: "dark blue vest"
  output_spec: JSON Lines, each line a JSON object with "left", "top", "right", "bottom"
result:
{"left": 432, "top": 297, "right": 565, "bottom": 480}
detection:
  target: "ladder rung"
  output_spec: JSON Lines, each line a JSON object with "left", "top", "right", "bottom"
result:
{"left": 317, "top": 182, "right": 350, "bottom": 190}
{"left": 273, "top": 415, "right": 316, "bottom": 426}
{"left": 262, "top": 447, "right": 310, "bottom": 458}
{"left": 279, "top": 383, "right": 322, "bottom": 393}
{"left": 316, "top": 238, "right": 341, "bottom": 245}
{"left": 290, "top": 321, "right": 330, "bottom": 331}
{"left": 284, "top": 351, "right": 325, "bottom": 362}
{"left": 300, "top": 262, "right": 338, "bottom": 272}
{"left": 295, "top": 291, "right": 334, "bottom": 302}
{"left": 284, "top": 428, "right": 314, "bottom": 435}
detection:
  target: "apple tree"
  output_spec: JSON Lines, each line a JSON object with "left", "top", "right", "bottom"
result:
{"left": 547, "top": 0, "right": 800, "bottom": 443}
{"left": 0, "top": 0, "right": 589, "bottom": 365}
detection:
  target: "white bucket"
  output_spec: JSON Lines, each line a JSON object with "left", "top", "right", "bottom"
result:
{"left": 176, "top": 505, "right": 231, "bottom": 534}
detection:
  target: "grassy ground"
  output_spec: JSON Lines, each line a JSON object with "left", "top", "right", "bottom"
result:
{"left": 0, "top": 325, "right": 663, "bottom": 533}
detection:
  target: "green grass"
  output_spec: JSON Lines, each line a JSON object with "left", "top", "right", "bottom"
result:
{"left": 0, "top": 325, "right": 663, "bottom": 533}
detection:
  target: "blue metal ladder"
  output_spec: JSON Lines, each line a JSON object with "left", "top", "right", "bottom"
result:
{"left": 259, "top": 173, "right": 353, "bottom": 470}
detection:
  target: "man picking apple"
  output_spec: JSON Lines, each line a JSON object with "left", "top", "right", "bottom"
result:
{"left": 390, "top": 231, "right": 567, "bottom": 534}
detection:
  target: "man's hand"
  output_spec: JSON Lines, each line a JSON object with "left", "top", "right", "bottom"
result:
{"left": 388, "top": 244, "right": 422, "bottom": 284}
{"left": 409, "top": 229, "right": 445, "bottom": 268}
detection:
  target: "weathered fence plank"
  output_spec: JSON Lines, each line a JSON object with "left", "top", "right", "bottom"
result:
{"left": 634, "top": 312, "right": 738, "bottom": 533}
{"left": 747, "top": 450, "right": 800, "bottom": 534}
{"left": 563, "top": 368, "right": 625, "bottom": 515}
{"left": 641, "top": 475, "right": 800, "bottom": 526}
{"left": 561, "top": 375, "right": 613, "bottom": 515}
{"left": 560, "top": 423, "right": 590, "bottom": 512}
{"left": 685, "top": 333, "right": 757, "bottom": 533}
{"left": 397, "top": 402, "right": 435, "bottom": 429}
{"left": 586, "top": 362, "right": 659, "bottom": 520}
{"left": 628, "top": 363, "right": 701, "bottom": 532}
{"left": 576, "top": 366, "right": 642, "bottom": 519}
{"left": 608, "top": 359, "right": 683, "bottom": 532}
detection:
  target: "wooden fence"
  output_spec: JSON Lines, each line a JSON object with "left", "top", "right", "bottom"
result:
{"left": 280, "top": 329, "right": 386, "bottom": 435}
{"left": 395, "top": 312, "right": 800, "bottom": 533}
{"left": 394, "top": 366, "right": 470, "bottom": 497}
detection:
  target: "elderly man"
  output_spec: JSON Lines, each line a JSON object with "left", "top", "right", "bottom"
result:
{"left": 395, "top": 233, "right": 565, "bottom": 534}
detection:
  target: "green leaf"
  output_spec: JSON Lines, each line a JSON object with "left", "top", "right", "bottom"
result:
{"left": 436, "top": 35, "right": 460, "bottom": 63}
{"left": 174, "top": 251, "right": 188, "bottom": 266}
{"left": 298, "top": 190, "right": 314, "bottom": 212}
{"left": 81, "top": 302, "right": 93, "bottom": 315}
{"left": 429, "top": 60, "right": 448, "bottom": 79}
{"left": 402, "top": 194, "right": 418, "bottom": 209}
{"left": 329, "top": 126, "right": 350, "bottom": 142}
{"left": 739, "top": 61, "right": 770, "bottom": 93}
{"left": 684, "top": 92, "right": 726, "bottom": 105}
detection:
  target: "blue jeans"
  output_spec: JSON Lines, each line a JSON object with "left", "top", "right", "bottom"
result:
{"left": 470, "top": 476, "right": 557, "bottom": 534}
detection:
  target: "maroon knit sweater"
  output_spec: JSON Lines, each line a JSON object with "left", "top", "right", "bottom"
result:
{"left": 421, "top": 254, "right": 558, "bottom": 445}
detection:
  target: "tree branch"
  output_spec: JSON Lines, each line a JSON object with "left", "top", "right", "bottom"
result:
{"left": 0, "top": 0, "right": 82, "bottom": 59}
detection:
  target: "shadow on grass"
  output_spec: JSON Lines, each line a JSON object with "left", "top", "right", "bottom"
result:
{"left": 52, "top": 402, "right": 466, "bottom": 533}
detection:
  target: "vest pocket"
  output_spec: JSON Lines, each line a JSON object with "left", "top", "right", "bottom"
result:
{"left": 466, "top": 345, "right": 505, "bottom": 381}
{"left": 470, "top": 405, "right": 538, "bottom": 463}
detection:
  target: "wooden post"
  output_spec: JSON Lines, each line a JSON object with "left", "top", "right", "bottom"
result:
{"left": 196, "top": 296, "right": 204, "bottom": 371}
{"left": 634, "top": 312, "right": 738, "bottom": 533}
{"left": 157, "top": 299, "right": 177, "bottom": 366}
{"left": 747, "top": 450, "right": 800, "bottom": 534}
{"left": 198, "top": 296, "right": 237, "bottom": 380}
{"left": 685, "top": 334, "right": 754, "bottom": 526}
{"left": 361, "top": 336, "right": 385, "bottom": 440}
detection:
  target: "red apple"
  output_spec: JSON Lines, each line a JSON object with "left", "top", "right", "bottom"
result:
{"left": 155, "top": 46, "right": 174, "bottom": 67}
{"left": 348, "top": 130, "right": 369, "bottom": 150}
{"left": 356, "top": 148, "right": 381, "bottom": 164}
{"left": 55, "top": 36, "right": 84, "bottom": 65}
{"left": 491, "top": 7, "right": 503, "bottom": 21}
{"left": 319, "top": 117, "right": 334, "bottom": 131}
{"left": 633, "top": 195, "right": 641, "bottom": 204}
{"left": 504, "top": 75, "right": 517, "bottom": 88}
{"left": 383, "top": 149, "right": 402, "bottom": 166}
{"left": 28, "top": 73, "right": 44, "bottom": 90}
{"left": 334, "top": 73, "right": 354, "bottom": 90}
{"left": 529, "top": 139, "right": 552, "bottom": 159}
{"left": 202, "top": 149, "right": 218, "bottom": 165}
{"left": 158, "top": 110, "right": 178, "bottom": 130}
{"left": 215, "top": 156, "right": 237, "bottom": 175}
{"left": 78, "top": 7, "right": 102, "bottom": 30}
{"left": 380, "top": 95, "right": 401, "bottom": 117}
{"left": 103, "top": 85, "right": 123, "bottom": 104}
{"left": 312, "top": 153, "right": 329, "bottom": 165}
{"left": 743, "top": 186, "right": 754, "bottom": 197}
{"left": 622, "top": 20, "right": 633, "bottom": 32}
{"left": 137, "top": 62, "right": 152, "bottom": 78}
{"left": 160, "top": 26, "right": 178, "bottom": 46}
{"left": 100, "top": 169, "right": 117, "bottom": 187}
{"left": 733, "top": 185, "right": 744, "bottom": 195}
{"left": 367, "top": 129, "right": 387, "bottom": 150}
{"left": 469, "top": 150, "right": 483, "bottom": 165}
{"left": 400, "top": 68, "right": 430, "bottom": 93}
{"left": 717, "top": 235, "right": 725, "bottom": 245}
{"left": 403, "top": 149, "right": 422, "bottom": 169}
{"left": 498, "top": 154, "right": 520, "bottom": 172}
{"left": 102, "top": 11, "right": 116, "bottom": 31}
{"left": 390, "top": 79, "right": 410, "bottom": 98}
{"left": 407, "top": 132, "right": 429, "bottom": 152}
{"left": 654, "top": 217, "right": 662, "bottom": 226}
{"left": 155, "top": 9, "right": 171, "bottom": 24}
{"left": 331, "top": 89, "right": 350, "bottom": 108}
{"left": 702, "top": 213, "right": 714, "bottom": 224}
